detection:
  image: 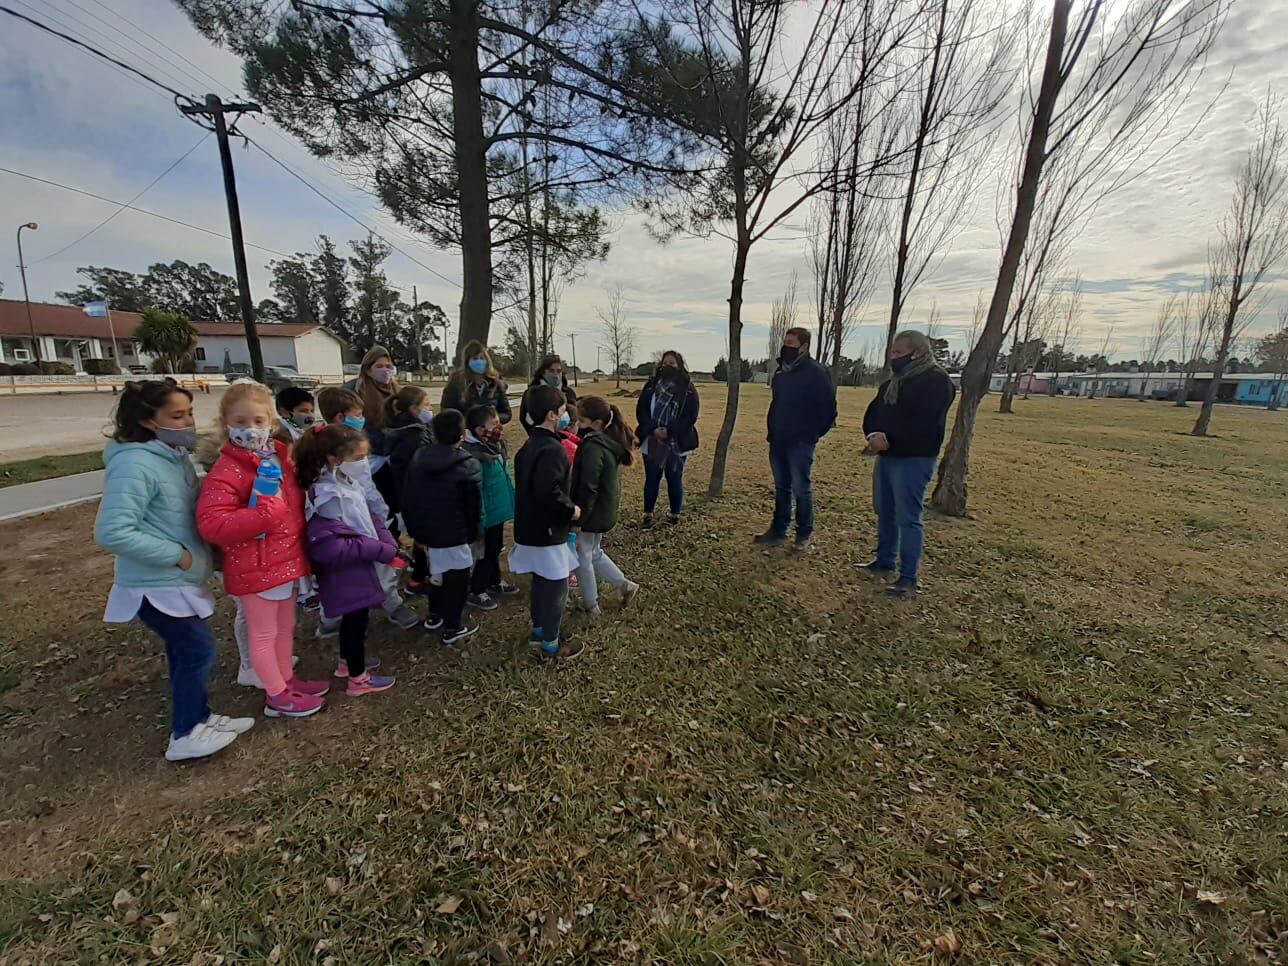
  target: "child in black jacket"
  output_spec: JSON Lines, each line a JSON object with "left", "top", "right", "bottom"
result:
{"left": 509, "top": 385, "right": 582, "bottom": 660}
{"left": 402, "top": 409, "right": 482, "bottom": 646}
{"left": 382, "top": 386, "right": 434, "bottom": 592}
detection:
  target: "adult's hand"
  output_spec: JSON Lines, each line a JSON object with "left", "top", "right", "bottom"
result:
{"left": 867, "top": 432, "right": 890, "bottom": 453}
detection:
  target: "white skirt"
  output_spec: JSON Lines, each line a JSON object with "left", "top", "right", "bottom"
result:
{"left": 508, "top": 542, "right": 577, "bottom": 581}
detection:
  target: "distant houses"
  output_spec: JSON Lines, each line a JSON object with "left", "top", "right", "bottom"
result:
{"left": 984, "top": 369, "right": 1288, "bottom": 404}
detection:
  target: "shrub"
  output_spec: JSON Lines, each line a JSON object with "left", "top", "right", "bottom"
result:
{"left": 12, "top": 363, "right": 40, "bottom": 375}
{"left": 38, "top": 362, "right": 76, "bottom": 375}
{"left": 84, "top": 359, "right": 122, "bottom": 375}
{"left": 0, "top": 363, "right": 10, "bottom": 376}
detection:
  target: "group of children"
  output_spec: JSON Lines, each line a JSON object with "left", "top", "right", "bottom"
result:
{"left": 93, "top": 375, "right": 639, "bottom": 762}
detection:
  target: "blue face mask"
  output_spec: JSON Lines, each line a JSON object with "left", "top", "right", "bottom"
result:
{"left": 468, "top": 358, "right": 488, "bottom": 375}
{"left": 342, "top": 415, "right": 366, "bottom": 431}
{"left": 891, "top": 355, "right": 916, "bottom": 375}
{"left": 557, "top": 412, "right": 571, "bottom": 431}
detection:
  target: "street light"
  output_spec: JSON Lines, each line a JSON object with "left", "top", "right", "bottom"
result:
{"left": 16, "top": 222, "right": 39, "bottom": 363}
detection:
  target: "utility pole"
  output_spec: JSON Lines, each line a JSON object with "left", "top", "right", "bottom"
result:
{"left": 16, "top": 222, "right": 39, "bottom": 362}
{"left": 568, "top": 333, "right": 578, "bottom": 388}
{"left": 412, "top": 284, "right": 425, "bottom": 374}
{"left": 181, "top": 94, "right": 266, "bottom": 383}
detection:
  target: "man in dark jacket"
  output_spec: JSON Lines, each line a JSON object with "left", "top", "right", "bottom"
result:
{"left": 755, "top": 327, "right": 837, "bottom": 550}
{"left": 861, "top": 329, "right": 956, "bottom": 596}
{"left": 402, "top": 410, "right": 483, "bottom": 644}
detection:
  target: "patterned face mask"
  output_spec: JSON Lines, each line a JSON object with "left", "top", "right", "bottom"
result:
{"left": 478, "top": 423, "right": 504, "bottom": 445}
{"left": 228, "top": 425, "right": 272, "bottom": 452}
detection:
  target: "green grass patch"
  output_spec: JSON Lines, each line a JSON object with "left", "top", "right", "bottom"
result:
{"left": 0, "top": 450, "right": 102, "bottom": 488}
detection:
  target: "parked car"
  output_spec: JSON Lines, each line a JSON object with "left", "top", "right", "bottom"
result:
{"left": 225, "top": 365, "right": 319, "bottom": 393}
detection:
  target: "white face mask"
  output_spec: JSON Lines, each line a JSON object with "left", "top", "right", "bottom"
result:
{"left": 228, "top": 425, "right": 272, "bottom": 452}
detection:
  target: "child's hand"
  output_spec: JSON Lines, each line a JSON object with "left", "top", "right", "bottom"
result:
{"left": 572, "top": 505, "right": 581, "bottom": 521}
{"left": 178, "top": 548, "right": 193, "bottom": 571}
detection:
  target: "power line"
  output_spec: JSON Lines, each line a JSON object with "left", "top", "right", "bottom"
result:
{"left": 0, "top": 165, "right": 293, "bottom": 260}
{"left": 32, "top": 133, "right": 212, "bottom": 265}
{"left": 0, "top": 3, "right": 193, "bottom": 105}
{"left": 243, "top": 136, "right": 462, "bottom": 290}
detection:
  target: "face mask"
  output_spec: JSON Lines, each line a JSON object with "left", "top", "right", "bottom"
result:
{"left": 543, "top": 372, "right": 561, "bottom": 389}
{"left": 416, "top": 407, "right": 433, "bottom": 425}
{"left": 228, "top": 425, "right": 272, "bottom": 452}
{"left": 371, "top": 366, "right": 395, "bottom": 385}
{"left": 290, "top": 412, "right": 318, "bottom": 430}
{"left": 779, "top": 345, "right": 800, "bottom": 365}
{"left": 468, "top": 358, "right": 488, "bottom": 375}
{"left": 576, "top": 425, "right": 592, "bottom": 438}
{"left": 154, "top": 425, "right": 196, "bottom": 450}
{"left": 661, "top": 365, "right": 679, "bottom": 381}
{"left": 479, "top": 424, "right": 504, "bottom": 445}
{"left": 891, "top": 354, "right": 916, "bottom": 375}
{"left": 557, "top": 412, "right": 571, "bottom": 431}
{"left": 342, "top": 415, "right": 366, "bottom": 431}
{"left": 338, "top": 459, "right": 367, "bottom": 481}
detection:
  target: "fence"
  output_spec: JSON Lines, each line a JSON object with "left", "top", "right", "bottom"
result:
{"left": 0, "top": 373, "right": 341, "bottom": 396}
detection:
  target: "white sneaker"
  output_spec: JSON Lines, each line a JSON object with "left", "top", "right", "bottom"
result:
{"left": 165, "top": 723, "right": 237, "bottom": 762}
{"left": 205, "top": 712, "right": 255, "bottom": 735}
{"left": 236, "top": 665, "right": 264, "bottom": 689}
{"left": 623, "top": 582, "right": 641, "bottom": 608}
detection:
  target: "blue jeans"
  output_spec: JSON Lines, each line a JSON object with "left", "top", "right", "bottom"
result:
{"left": 137, "top": 599, "right": 215, "bottom": 739}
{"left": 644, "top": 453, "right": 686, "bottom": 515}
{"left": 769, "top": 441, "right": 817, "bottom": 539}
{"left": 872, "top": 456, "right": 937, "bottom": 579}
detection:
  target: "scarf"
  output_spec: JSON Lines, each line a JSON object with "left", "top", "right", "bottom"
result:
{"left": 884, "top": 355, "right": 939, "bottom": 405}
{"left": 651, "top": 378, "right": 682, "bottom": 429}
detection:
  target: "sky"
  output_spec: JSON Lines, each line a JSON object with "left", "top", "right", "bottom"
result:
{"left": 2, "top": 1, "right": 1287, "bottom": 371}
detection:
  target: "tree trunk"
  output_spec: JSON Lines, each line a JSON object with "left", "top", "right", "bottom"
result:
{"left": 449, "top": 3, "right": 492, "bottom": 358}
{"left": 709, "top": 234, "right": 750, "bottom": 500}
{"left": 999, "top": 386, "right": 1015, "bottom": 413}
{"left": 1270, "top": 376, "right": 1283, "bottom": 411}
{"left": 520, "top": 136, "right": 538, "bottom": 377}
{"left": 1192, "top": 296, "right": 1239, "bottom": 436}
{"left": 932, "top": 0, "right": 1069, "bottom": 517}
{"left": 1175, "top": 373, "right": 1192, "bottom": 406}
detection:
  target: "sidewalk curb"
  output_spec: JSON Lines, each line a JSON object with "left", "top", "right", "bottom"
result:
{"left": 0, "top": 493, "right": 102, "bottom": 523}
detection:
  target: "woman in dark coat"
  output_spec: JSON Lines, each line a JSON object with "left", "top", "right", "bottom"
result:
{"left": 635, "top": 350, "right": 699, "bottom": 529}
{"left": 440, "top": 341, "right": 512, "bottom": 424}
{"left": 519, "top": 354, "right": 578, "bottom": 434}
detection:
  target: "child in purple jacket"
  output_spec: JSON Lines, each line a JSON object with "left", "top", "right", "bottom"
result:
{"left": 294, "top": 424, "right": 400, "bottom": 696}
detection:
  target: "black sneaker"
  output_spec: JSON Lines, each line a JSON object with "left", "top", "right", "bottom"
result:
{"left": 859, "top": 561, "right": 896, "bottom": 579}
{"left": 423, "top": 613, "right": 445, "bottom": 631}
{"left": 667, "top": 513, "right": 680, "bottom": 526}
{"left": 641, "top": 514, "right": 655, "bottom": 531}
{"left": 490, "top": 582, "right": 521, "bottom": 597}
{"left": 441, "top": 622, "right": 479, "bottom": 646}
{"left": 792, "top": 535, "right": 813, "bottom": 553}
{"left": 884, "top": 576, "right": 920, "bottom": 598}
{"left": 753, "top": 531, "right": 787, "bottom": 546}
{"left": 466, "top": 591, "right": 499, "bottom": 611}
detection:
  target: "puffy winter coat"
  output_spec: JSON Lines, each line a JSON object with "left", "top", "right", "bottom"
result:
{"left": 402, "top": 442, "right": 483, "bottom": 548}
{"left": 196, "top": 440, "right": 310, "bottom": 596}
{"left": 441, "top": 374, "right": 512, "bottom": 424}
{"left": 307, "top": 512, "right": 398, "bottom": 616}
{"left": 513, "top": 427, "right": 576, "bottom": 547}
{"left": 95, "top": 438, "right": 213, "bottom": 588}
{"left": 571, "top": 429, "right": 626, "bottom": 534}
{"left": 382, "top": 414, "right": 431, "bottom": 507}
{"left": 463, "top": 436, "right": 515, "bottom": 530}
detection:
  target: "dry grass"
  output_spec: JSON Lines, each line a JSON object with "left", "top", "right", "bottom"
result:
{"left": 1, "top": 388, "right": 1286, "bottom": 964}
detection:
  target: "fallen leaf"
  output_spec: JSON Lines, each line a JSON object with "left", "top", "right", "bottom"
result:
{"left": 932, "top": 929, "right": 962, "bottom": 957}
{"left": 111, "top": 889, "right": 135, "bottom": 912}
{"left": 577, "top": 902, "right": 595, "bottom": 917}
{"left": 435, "top": 895, "right": 463, "bottom": 914}
{"left": 801, "top": 889, "right": 818, "bottom": 902}
{"left": 1196, "top": 890, "right": 1227, "bottom": 907}
{"left": 832, "top": 906, "right": 854, "bottom": 922}
{"left": 266, "top": 945, "right": 282, "bottom": 965}
{"left": 751, "top": 884, "right": 771, "bottom": 906}
{"left": 556, "top": 916, "right": 573, "bottom": 934}
{"left": 325, "top": 877, "right": 343, "bottom": 895}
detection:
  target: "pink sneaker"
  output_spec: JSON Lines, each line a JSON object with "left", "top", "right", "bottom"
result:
{"left": 333, "top": 657, "right": 382, "bottom": 678}
{"left": 286, "top": 676, "right": 330, "bottom": 697}
{"left": 346, "top": 672, "right": 396, "bottom": 696}
{"left": 264, "top": 689, "right": 324, "bottom": 718}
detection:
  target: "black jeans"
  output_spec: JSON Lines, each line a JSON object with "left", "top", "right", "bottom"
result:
{"left": 339, "top": 608, "right": 370, "bottom": 677}
{"left": 431, "top": 568, "right": 471, "bottom": 631}
{"left": 411, "top": 544, "right": 429, "bottom": 584}
{"left": 530, "top": 574, "right": 569, "bottom": 646}
{"left": 470, "top": 525, "right": 505, "bottom": 593}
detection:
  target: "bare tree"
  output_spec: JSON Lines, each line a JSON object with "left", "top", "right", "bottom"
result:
{"left": 932, "top": 0, "right": 1226, "bottom": 515}
{"left": 598, "top": 286, "right": 637, "bottom": 389}
{"left": 1139, "top": 296, "right": 1178, "bottom": 399}
{"left": 634, "top": 0, "right": 917, "bottom": 498}
{"left": 1087, "top": 324, "right": 1118, "bottom": 399}
{"left": 884, "top": 0, "right": 1007, "bottom": 357}
{"left": 1255, "top": 307, "right": 1288, "bottom": 410}
{"left": 1047, "top": 276, "right": 1082, "bottom": 395}
{"left": 1193, "top": 94, "right": 1288, "bottom": 436}
{"left": 1173, "top": 286, "right": 1218, "bottom": 406}
{"left": 999, "top": 280, "right": 1059, "bottom": 411}
{"left": 767, "top": 271, "right": 798, "bottom": 379}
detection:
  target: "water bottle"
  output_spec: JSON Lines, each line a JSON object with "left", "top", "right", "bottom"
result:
{"left": 248, "top": 454, "right": 282, "bottom": 539}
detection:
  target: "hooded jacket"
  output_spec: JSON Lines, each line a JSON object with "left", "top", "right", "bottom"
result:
{"left": 196, "top": 439, "right": 311, "bottom": 596}
{"left": 513, "top": 426, "right": 576, "bottom": 546}
{"left": 402, "top": 442, "right": 482, "bottom": 549}
{"left": 571, "top": 429, "right": 627, "bottom": 534}
{"left": 462, "top": 435, "right": 515, "bottom": 530}
{"left": 306, "top": 470, "right": 399, "bottom": 616}
{"left": 382, "top": 412, "right": 431, "bottom": 506}
{"left": 441, "top": 374, "right": 512, "bottom": 424}
{"left": 95, "top": 438, "right": 213, "bottom": 588}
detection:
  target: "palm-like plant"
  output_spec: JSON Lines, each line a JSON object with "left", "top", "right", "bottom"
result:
{"left": 137, "top": 309, "right": 197, "bottom": 373}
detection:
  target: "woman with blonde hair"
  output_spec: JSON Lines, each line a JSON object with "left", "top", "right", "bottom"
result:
{"left": 440, "top": 340, "right": 511, "bottom": 423}
{"left": 347, "top": 346, "right": 400, "bottom": 433}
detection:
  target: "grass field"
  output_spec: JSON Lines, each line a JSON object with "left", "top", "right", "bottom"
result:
{"left": 1, "top": 386, "right": 1286, "bottom": 964}
{"left": 0, "top": 451, "right": 103, "bottom": 489}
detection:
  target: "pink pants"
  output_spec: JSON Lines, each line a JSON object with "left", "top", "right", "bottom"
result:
{"left": 237, "top": 594, "right": 297, "bottom": 695}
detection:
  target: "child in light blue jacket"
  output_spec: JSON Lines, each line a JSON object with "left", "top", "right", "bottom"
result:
{"left": 94, "top": 379, "right": 254, "bottom": 762}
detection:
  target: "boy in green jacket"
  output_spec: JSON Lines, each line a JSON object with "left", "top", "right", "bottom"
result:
{"left": 463, "top": 404, "right": 519, "bottom": 610}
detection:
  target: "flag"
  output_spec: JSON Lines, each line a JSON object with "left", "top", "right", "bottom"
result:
{"left": 83, "top": 300, "right": 108, "bottom": 318}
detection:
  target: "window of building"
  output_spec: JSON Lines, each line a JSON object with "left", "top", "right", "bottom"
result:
{"left": 194, "top": 347, "right": 207, "bottom": 362}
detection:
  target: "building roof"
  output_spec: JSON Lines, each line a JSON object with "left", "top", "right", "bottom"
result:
{"left": 0, "top": 300, "right": 330, "bottom": 342}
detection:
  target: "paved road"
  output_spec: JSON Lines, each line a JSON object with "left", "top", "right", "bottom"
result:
{"left": 0, "top": 388, "right": 229, "bottom": 462}
{"left": 0, "top": 470, "right": 106, "bottom": 522}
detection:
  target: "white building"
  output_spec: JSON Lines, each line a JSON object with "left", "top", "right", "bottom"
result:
{"left": 191, "top": 322, "right": 345, "bottom": 377}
